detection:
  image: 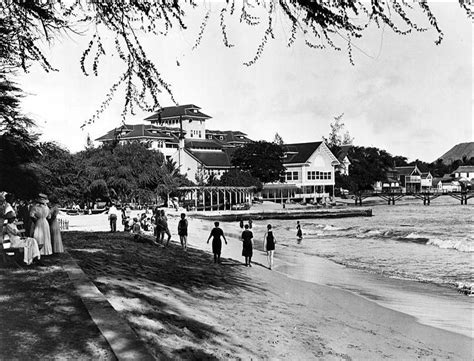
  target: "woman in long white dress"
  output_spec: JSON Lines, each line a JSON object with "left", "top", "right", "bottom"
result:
{"left": 30, "top": 194, "right": 53, "bottom": 256}
{"left": 5, "top": 212, "right": 41, "bottom": 265}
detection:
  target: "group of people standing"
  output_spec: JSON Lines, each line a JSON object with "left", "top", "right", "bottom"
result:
{"left": 1, "top": 192, "right": 64, "bottom": 265}
{"left": 108, "top": 204, "right": 190, "bottom": 251}
{"left": 107, "top": 203, "right": 305, "bottom": 272}
{"left": 206, "top": 221, "right": 277, "bottom": 270}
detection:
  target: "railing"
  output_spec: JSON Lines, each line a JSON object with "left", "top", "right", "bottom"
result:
{"left": 58, "top": 218, "right": 69, "bottom": 231}
{"left": 405, "top": 176, "right": 421, "bottom": 183}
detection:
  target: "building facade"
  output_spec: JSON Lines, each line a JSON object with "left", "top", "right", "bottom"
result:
{"left": 261, "top": 142, "right": 339, "bottom": 203}
{"left": 96, "top": 105, "right": 339, "bottom": 201}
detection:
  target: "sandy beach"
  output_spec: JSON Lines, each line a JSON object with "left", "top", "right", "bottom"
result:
{"left": 54, "top": 209, "right": 472, "bottom": 360}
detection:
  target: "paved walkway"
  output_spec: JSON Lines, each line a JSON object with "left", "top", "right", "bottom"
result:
{"left": 62, "top": 254, "right": 154, "bottom": 361}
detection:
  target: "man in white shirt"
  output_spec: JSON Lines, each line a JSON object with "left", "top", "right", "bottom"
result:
{"left": 108, "top": 203, "right": 120, "bottom": 232}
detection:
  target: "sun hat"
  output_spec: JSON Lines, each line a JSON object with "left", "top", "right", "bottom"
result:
{"left": 36, "top": 193, "right": 49, "bottom": 204}
{"left": 5, "top": 211, "right": 16, "bottom": 219}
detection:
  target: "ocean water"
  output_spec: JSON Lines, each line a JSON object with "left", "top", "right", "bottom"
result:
{"left": 247, "top": 198, "right": 473, "bottom": 337}
{"left": 265, "top": 200, "right": 473, "bottom": 290}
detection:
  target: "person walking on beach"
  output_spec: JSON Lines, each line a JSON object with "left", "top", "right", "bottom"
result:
{"left": 108, "top": 203, "right": 120, "bottom": 232}
{"left": 159, "top": 209, "right": 172, "bottom": 246}
{"left": 241, "top": 224, "right": 254, "bottom": 267}
{"left": 263, "top": 224, "right": 276, "bottom": 270}
{"left": 178, "top": 213, "right": 188, "bottom": 251}
{"left": 154, "top": 207, "right": 162, "bottom": 241}
{"left": 296, "top": 221, "right": 303, "bottom": 240}
{"left": 207, "top": 221, "right": 227, "bottom": 264}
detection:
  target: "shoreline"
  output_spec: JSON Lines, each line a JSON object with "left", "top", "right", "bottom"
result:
{"left": 64, "top": 228, "right": 472, "bottom": 359}
{"left": 185, "top": 215, "right": 473, "bottom": 339}
{"left": 66, "top": 211, "right": 473, "bottom": 340}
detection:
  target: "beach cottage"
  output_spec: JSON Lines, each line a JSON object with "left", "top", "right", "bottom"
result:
{"left": 420, "top": 172, "right": 433, "bottom": 191}
{"left": 394, "top": 166, "right": 422, "bottom": 193}
{"left": 452, "top": 165, "right": 474, "bottom": 180}
{"left": 261, "top": 142, "right": 340, "bottom": 203}
{"left": 433, "top": 177, "right": 462, "bottom": 193}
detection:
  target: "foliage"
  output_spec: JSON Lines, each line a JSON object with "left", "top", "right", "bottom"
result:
{"left": 215, "top": 169, "right": 262, "bottom": 191}
{"left": 409, "top": 156, "right": 474, "bottom": 178}
{"left": 273, "top": 132, "right": 284, "bottom": 145}
{"left": 1, "top": 1, "right": 469, "bottom": 123}
{"left": 337, "top": 146, "right": 407, "bottom": 193}
{"left": 35, "top": 142, "right": 82, "bottom": 203}
{"left": 75, "top": 142, "right": 190, "bottom": 204}
{"left": 231, "top": 141, "right": 285, "bottom": 184}
{"left": 0, "top": 75, "right": 41, "bottom": 199}
{"left": 325, "top": 113, "right": 353, "bottom": 154}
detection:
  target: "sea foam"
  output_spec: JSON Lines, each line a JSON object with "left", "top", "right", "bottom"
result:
{"left": 427, "top": 238, "right": 474, "bottom": 253}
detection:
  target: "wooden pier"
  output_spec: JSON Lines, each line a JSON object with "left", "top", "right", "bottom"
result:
{"left": 353, "top": 190, "right": 473, "bottom": 206}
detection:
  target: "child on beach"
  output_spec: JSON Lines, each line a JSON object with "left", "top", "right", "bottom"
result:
{"left": 263, "top": 224, "right": 276, "bottom": 270}
{"left": 178, "top": 213, "right": 188, "bottom": 251}
{"left": 241, "top": 224, "right": 254, "bottom": 267}
{"left": 296, "top": 221, "right": 303, "bottom": 239}
{"left": 207, "top": 222, "right": 227, "bottom": 264}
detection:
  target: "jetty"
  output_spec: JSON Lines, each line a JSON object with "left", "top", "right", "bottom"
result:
{"left": 191, "top": 207, "right": 372, "bottom": 222}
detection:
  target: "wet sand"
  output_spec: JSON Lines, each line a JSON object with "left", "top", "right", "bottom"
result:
{"left": 61, "top": 211, "right": 472, "bottom": 359}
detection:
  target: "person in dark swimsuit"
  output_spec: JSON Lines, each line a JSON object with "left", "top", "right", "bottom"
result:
{"left": 263, "top": 224, "right": 276, "bottom": 270}
{"left": 241, "top": 224, "right": 254, "bottom": 267}
{"left": 207, "top": 221, "right": 227, "bottom": 264}
{"left": 178, "top": 213, "right": 188, "bottom": 251}
{"left": 296, "top": 221, "right": 303, "bottom": 239}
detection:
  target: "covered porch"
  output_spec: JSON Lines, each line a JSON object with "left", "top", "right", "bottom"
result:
{"left": 176, "top": 186, "right": 255, "bottom": 211}
{"left": 261, "top": 184, "right": 334, "bottom": 203}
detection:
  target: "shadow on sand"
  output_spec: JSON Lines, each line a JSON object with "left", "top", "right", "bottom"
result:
{"left": 64, "top": 231, "right": 263, "bottom": 359}
{"left": 0, "top": 255, "right": 115, "bottom": 360}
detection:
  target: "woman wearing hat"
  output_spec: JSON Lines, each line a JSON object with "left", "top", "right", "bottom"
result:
{"left": 5, "top": 211, "right": 41, "bottom": 265}
{"left": 30, "top": 193, "right": 53, "bottom": 256}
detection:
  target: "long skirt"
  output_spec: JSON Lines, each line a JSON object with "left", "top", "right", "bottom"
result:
{"left": 34, "top": 218, "right": 53, "bottom": 256}
{"left": 50, "top": 219, "right": 64, "bottom": 253}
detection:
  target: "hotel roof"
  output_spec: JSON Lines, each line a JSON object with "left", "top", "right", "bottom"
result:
{"left": 186, "top": 148, "right": 235, "bottom": 168}
{"left": 144, "top": 104, "right": 211, "bottom": 122}
{"left": 95, "top": 124, "right": 178, "bottom": 142}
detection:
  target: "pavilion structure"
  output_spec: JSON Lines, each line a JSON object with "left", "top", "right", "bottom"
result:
{"left": 177, "top": 186, "right": 255, "bottom": 211}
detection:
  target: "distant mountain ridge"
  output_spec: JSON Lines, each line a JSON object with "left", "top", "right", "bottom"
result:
{"left": 437, "top": 142, "right": 474, "bottom": 164}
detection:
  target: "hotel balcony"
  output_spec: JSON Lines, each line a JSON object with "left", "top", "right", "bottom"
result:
{"left": 405, "top": 176, "right": 421, "bottom": 183}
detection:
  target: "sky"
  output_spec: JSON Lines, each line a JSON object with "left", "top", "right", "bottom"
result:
{"left": 16, "top": 1, "right": 473, "bottom": 162}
